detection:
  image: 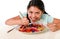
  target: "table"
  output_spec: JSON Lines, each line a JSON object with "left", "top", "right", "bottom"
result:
{"left": 0, "top": 23, "right": 60, "bottom": 39}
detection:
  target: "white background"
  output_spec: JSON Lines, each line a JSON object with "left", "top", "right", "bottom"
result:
{"left": 0, "top": 0, "right": 60, "bottom": 20}
{"left": 0, "top": 0, "right": 60, "bottom": 39}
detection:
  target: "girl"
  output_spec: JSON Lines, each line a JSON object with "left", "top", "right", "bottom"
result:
{"left": 5, "top": 0, "right": 60, "bottom": 32}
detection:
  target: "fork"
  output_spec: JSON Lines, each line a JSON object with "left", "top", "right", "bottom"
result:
{"left": 7, "top": 11, "right": 32, "bottom": 33}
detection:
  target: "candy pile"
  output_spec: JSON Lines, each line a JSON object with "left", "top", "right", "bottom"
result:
{"left": 19, "top": 24, "right": 45, "bottom": 33}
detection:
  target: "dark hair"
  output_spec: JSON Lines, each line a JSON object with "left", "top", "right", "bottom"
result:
{"left": 27, "top": 0, "right": 47, "bottom": 14}
{"left": 27, "top": 0, "right": 47, "bottom": 23}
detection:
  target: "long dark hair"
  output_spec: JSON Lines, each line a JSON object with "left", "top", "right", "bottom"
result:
{"left": 27, "top": 0, "right": 47, "bottom": 23}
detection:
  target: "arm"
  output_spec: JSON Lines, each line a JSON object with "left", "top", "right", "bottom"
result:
{"left": 47, "top": 18, "right": 60, "bottom": 32}
{"left": 5, "top": 15, "right": 21, "bottom": 26}
{"left": 53, "top": 18, "right": 60, "bottom": 29}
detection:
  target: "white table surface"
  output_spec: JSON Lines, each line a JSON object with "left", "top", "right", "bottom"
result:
{"left": 0, "top": 21, "right": 60, "bottom": 39}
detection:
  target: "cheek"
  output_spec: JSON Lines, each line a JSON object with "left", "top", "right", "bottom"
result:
{"left": 28, "top": 14, "right": 31, "bottom": 19}
{"left": 36, "top": 14, "right": 41, "bottom": 18}
{"left": 35, "top": 16, "right": 40, "bottom": 20}
{"left": 38, "top": 13, "right": 42, "bottom": 18}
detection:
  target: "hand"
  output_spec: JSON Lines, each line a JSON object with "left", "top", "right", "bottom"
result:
{"left": 20, "top": 17, "right": 29, "bottom": 26}
{"left": 47, "top": 23, "right": 58, "bottom": 32}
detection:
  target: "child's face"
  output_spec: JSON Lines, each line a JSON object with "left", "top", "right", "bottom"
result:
{"left": 27, "top": 6, "right": 43, "bottom": 22}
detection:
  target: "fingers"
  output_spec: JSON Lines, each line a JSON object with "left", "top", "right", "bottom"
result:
{"left": 47, "top": 23, "right": 57, "bottom": 32}
{"left": 20, "top": 17, "right": 29, "bottom": 26}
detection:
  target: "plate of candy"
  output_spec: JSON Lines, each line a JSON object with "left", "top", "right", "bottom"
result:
{"left": 18, "top": 24, "right": 48, "bottom": 34}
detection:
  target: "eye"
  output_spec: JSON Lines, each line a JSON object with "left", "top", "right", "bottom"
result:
{"left": 35, "top": 12, "right": 40, "bottom": 14}
{"left": 29, "top": 11, "right": 33, "bottom": 14}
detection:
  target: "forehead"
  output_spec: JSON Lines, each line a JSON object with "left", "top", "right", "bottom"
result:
{"left": 27, "top": 6, "right": 42, "bottom": 12}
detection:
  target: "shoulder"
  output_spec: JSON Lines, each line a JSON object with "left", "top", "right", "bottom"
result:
{"left": 41, "top": 14, "right": 54, "bottom": 23}
{"left": 21, "top": 12, "right": 27, "bottom": 16}
{"left": 42, "top": 14, "right": 54, "bottom": 19}
{"left": 19, "top": 12, "right": 27, "bottom": 18}
{"left": 41, "top": 14, "right": 50, "bottom": 19}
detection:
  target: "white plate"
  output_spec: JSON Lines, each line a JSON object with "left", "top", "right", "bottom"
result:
{"left": 16, "top": 26, "right": 49, "bottom": 34}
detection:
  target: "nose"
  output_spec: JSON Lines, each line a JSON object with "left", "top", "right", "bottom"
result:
{"left": 32, "top": 13, "right": 36, "bottom": 18}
